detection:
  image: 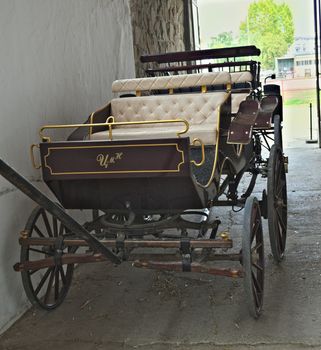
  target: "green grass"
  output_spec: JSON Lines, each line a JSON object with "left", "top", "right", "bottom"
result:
{"left": 284, "top": 89, "right": 316, "bottom": 106}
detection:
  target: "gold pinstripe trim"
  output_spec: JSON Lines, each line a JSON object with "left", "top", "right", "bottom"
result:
{"left": 44, "top": 143, "right": 185, "bottom": 176}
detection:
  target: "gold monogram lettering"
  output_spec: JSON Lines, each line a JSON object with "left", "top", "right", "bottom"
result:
{"left": 96, "top": 152, "right": 123, "bottom": 169}
{"left": 115, "top": 152, "right": 123, "bottom": 160}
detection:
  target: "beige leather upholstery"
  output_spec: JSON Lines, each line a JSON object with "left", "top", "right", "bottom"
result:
{"left": 90, "top": 92, "right": 229, "bottom": 145}
{"left": 231, "top": 93, "right": 250, "bottom": 114}
{"left": 230, "top": 72, "right": 252, "bottom": 113}
{"left": 112, "top": 72, "right": 231, "bottom": 93}
{"left": 90, "top": 124, "right": 217, "bottom": 145}
{"left": 110, "top": 93, "right": 227, "bottom": 125}
{"left": 231, "top": 71, "right": 253, "bottom": 84}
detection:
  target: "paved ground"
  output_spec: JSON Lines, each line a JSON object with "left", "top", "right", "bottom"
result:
{"left": 1, "top": 144, "right": 321, "bottom": 350}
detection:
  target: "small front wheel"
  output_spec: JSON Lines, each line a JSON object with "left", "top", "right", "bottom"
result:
{"left": 21, "top": 206, "right": 75, "bottom": 310}
{"left": 242, "top": 196, "right": 265, "bottom": 318}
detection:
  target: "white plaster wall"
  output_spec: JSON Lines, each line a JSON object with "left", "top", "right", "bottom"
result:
{"left": 0, "top": 0, "right": 135, "bottom": 333}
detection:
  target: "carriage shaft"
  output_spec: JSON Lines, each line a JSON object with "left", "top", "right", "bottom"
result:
{"left": 0, "top": 159, "right": 121, "bottom": 264}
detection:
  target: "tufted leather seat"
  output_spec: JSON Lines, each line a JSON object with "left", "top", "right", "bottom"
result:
{"left": 90, "top": 92, "right": 229, "bottom": 145}
{"left": 89, "top": 71, "right": 257, "bottom": 145}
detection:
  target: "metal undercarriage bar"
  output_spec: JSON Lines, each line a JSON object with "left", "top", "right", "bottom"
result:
{"left": 14, "top": 236, "right": 234, "bottom": 274}
{"left": 18, "top": 237, "right": 233, "bottom": 249}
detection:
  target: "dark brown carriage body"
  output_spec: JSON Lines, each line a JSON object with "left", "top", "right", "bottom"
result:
{"left": 39, "top": 138, "right": 206, "bottom": 210}
{"left": 39, "top": 88, "right": 257, "bottom": 212}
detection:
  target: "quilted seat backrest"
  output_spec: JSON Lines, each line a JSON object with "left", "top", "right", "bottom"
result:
{"left": 230, "top": 71, "right": 253, "bottom": 85}
{"left": 112, "top": 72, "right": 231, "bottom": 93}
{"left": 110, "top": 92, "right": 229, "bottom": 128}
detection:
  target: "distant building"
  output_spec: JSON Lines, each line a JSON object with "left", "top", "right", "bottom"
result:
{"left": 276, "top": 37, "right": 318, "bottom": 78}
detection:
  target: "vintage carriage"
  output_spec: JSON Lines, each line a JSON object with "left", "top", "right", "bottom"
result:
{"left": 0, "top": 46, "right": 287, "bottom": 318}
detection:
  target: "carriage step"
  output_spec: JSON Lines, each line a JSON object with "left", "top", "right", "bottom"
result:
{"left": 227, "top": 100, "right": 259, "bottom": 144}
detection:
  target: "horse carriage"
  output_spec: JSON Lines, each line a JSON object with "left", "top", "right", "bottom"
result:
{"left": 0, "top": 46, "right": 287, "bottom": 318}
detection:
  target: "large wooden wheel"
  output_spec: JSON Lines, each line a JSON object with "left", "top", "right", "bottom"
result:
{"left": 242, "top": 196, "right": 264, "bottom": 318}
{"left": 21, "top": 206, "right": 75, "bottom": 310}
{"left": 267, "top": 145, "right": 287, "bottom": 262}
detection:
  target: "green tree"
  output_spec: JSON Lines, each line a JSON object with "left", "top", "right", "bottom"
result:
{"left": 209, "top": 31, "right": 235, "bottom": 49}
{"left": 239, "top": 0, "right": 294, "bottom": 69}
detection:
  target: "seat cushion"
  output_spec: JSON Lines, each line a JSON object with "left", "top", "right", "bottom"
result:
{"left": 90, "top": 123, "right": 217, "bottom": 145}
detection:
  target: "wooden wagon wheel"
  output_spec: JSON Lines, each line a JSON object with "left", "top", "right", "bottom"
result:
{"left": 21, "top": 206, "right": 75, "bottom": 310}
{"left": 242, "top": 196, "right": 264, "bottom": 318}
{"left": 267, "top": 145, "right": 287, "bottom": 262}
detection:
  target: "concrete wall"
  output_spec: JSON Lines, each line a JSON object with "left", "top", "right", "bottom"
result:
{"left": 130, "top": 0, "right": 191, "bottom": 77}
{"left": 0, "top": 0, "right": 135, "bottom": 333}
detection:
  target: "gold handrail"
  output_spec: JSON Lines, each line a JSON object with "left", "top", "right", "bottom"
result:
{"left": 190, "top": 138, "right": 206, "bottom": 167}
{"left": 30, "top": 144, "right": 41, "bottom": 169}
{"left": 39, "top": 117, "right": 190, "bottom": 142}
{"left": 106, "top": 116, "right": 115, "bottom": 141}
{"left": 196, "top": 91, "right": 232, "bottom": 189}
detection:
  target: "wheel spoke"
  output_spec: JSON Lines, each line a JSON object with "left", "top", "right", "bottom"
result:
{"left": 275, "top": 157, "right": 281, "bottom": 181}
{"left": 34, "top": 225, "right": 45, "bottom": 238}
{"left": 252, "top": 261, "right": 263, "bottom": 271}
{"left": 276, "top": 200, "right": 287, "bottom": 214}
{"left": 276, "top": 209, "right": 287, "bottom": 232}
{"left": 276, "top": 179, "right": 285, "bottom": 198}
{"left": 59, "top": 223, "right": 64, "bottom": 236}
{"left": 277, "top": 223, "right": 286, "bottom": 251}
{"left": 41, "top": 210, "right": 53, "bottom": 237}
{"left": 34, "top": 267, "right": 53, "bottom": 296}
{"left": 53, "top": 217, "right": 58, "bottom": 237}
{"left": 59, "top": 266, "right": 67, "bottom": 285}
{"left": 273, "top": 159, "right": 283, "bottom": 197}
{"left": 54, "top": 266, "right": 60, "bottom": 300}
{"left": 252, "top": 282, "right": 260, "bottom": 308}
{"left": 44, "top": 268, "right": 55, "bottom": 304}
{"left": 251, "top": 218, "right": 260, "bottom": 242}
{"left": 252, "top": 270, "right": 263, "bottom": 294}
{"left": 251, "top": 241, "right": 262, "bottom": 253}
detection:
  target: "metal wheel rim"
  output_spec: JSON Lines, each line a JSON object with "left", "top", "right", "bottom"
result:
{"left": 21, "top": 206, "right": 74, "bottom": 310}
{"left": 242, "top": 196, "right": 264, "bottom": 318}
{"left": 267, "top": 145, "right": 287, "bottom": 262}
{"left": 273, "top": 115, "right": 283, "bottom": 150}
